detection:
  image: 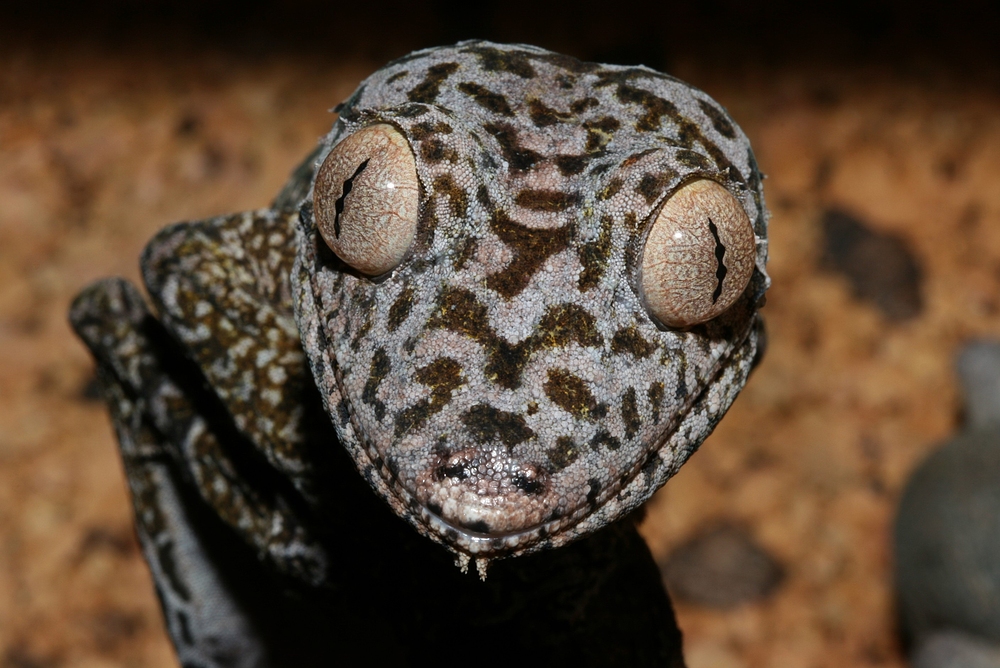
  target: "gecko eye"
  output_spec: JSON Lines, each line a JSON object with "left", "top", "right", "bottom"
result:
{"left": 640, "top": 179, "right": 756, "bottom": 328}
{"left": 314, "top": 124, "right": 420, "bottom": 276}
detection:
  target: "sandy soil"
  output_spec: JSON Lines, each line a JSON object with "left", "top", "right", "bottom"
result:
{"left": 3, "top": 27, "right": 1000, "bottom": 668}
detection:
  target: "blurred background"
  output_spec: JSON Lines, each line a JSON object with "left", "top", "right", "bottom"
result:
{"left": 2, "top": 1, "right": 1000, "bottom": 666}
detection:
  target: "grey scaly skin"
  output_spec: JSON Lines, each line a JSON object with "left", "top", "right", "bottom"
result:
{"left": 70, "top": 41, "right": 768, "bottom": 666}
{"left": 297, "top": 40, "right": 768, "bottom": 565}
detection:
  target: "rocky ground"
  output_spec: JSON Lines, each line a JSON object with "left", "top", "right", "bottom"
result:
{"left": 2, "top": 6, "right": 1000, "bottom": 667}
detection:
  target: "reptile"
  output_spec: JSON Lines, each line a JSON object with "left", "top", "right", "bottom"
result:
{"left": 70, "top": 41, "right": 769, "bottom": 667}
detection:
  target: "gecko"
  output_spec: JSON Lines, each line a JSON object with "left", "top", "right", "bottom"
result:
{"left": 70, "top": 41, "right": 768, "bottom": 667}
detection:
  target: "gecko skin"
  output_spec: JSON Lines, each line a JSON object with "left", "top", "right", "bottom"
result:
{"left": 294, "top": 41, "right": 769, "bottom": 563}
{"left": 71, "top": 41, "right": 767, "bottom": 666}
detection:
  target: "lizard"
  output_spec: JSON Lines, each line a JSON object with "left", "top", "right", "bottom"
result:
{"left": 70, "top": 40, "right": 769, "bottom": 667}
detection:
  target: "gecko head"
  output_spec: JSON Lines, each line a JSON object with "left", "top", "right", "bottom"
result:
{"left": 295, "top": 43, "right": 768, "bottom": 560}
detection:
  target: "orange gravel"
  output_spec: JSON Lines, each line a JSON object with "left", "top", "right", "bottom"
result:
{"left": 3, "top": 37, "right": 1000, "bottom": 668}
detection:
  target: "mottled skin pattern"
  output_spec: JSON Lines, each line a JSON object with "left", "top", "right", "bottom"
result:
{"left": 69, "top": 41, "right": 767, "bottom": 667}
{"left": 296, "top": 41, "right": 768, "bottom": 562}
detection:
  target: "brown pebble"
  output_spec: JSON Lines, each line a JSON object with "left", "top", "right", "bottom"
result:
{"left": 660, "top": 523, "right": 783, "bottom": 608}
{"left": 820, "top": 209, "right": 923, "bottom": 321}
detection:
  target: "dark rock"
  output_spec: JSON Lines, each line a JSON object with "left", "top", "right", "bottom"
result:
{"left": 895, "top": 427, "right": 1000, "bottom": 646}
{"left": 957, "top": 340, "right": 1000, "bottom": 430}
{"left": 911, "top": 630, "right": 1000, "bottom": 668}
{"left": 660, "top": 523, "right": 783, "bottom": 608}
{"left": 820, "top": 209, "right": 923, "bottom": 321}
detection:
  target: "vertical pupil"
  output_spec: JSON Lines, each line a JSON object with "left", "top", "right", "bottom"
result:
{"left": 334, "top": 158, "right": 371, "bottom": 238}
{"left": 707, "top": 218, "right": 728, "bottom": 304}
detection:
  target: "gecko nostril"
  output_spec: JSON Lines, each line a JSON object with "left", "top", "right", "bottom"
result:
{"left": 512, "top": 465, "right": 546, "bottom": 495}
{"left": 435, "top": 460, "right": 471, "bottom": 481}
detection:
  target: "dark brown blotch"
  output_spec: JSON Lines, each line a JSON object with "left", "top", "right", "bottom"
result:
{"left": 420, "top": 139, "right": 459, "bottom": 163}
{"left": 515, "top": 189, "right": 581, "bottom": 212}
{"left": 457, "top": 82, "right": 515, "bottom": 116}
{"left": 578, "top": 215, "right": 613, "bottom": 291}
{"left": 428, "top": 288, "right": 604, "bottom": 391}
{"left": 531, "top": 52, "right": 599, "bottom": 74}
{"left": 462, "top": 403, "right": 534, "bottom": 449}
{"left": 479, "top": 148, "right": 498, "bottom": 172}
{"left": 611, "top": 325, "right": 657, "bottom": 358}
{"left": 452, "top": 236, "right": 477, "bottom": 272}
{"left": 426, "top": 288, "right": 526, "bottom": 390}
{"left": 416, "top": 357, "right": 464, "bottom": 400}
{"left": 554, "top": 155, "right": 589, "bottom": 176}
{"left": 395, "top": 104, "right": 430, "bottom": 118}
{"left": 387, "top": 286, "right": 415, "bottom": 332}
{"left": 393, "top": 357, "right": 465, "bottom": 437}
{"left": 483, "top": 338, "right": 530, "bottom": 390}
{"left": 597, "top": 177, "right": 622, "bottom": 201}
{"left": 616, "top": 84, "right": 732, "bottom": 171}
{"left": 427, "top": 287, "right": 492, "bottom": 343}
{"left": 583, "top": 116, "right": 621, "bottom": 152}
{"left": 433, "top": 174, "right": 469, "bottom": 218}
{"left": 674, "top": 352, "right": 689, "bottom": 400}
{"left": 483, "top": 122, "right": 542, "bottom": 172}
{"left": 336, "top": 398, "right": 351, "bottom": 426}
{"left": 621, "top": 387, "right": 641, "bottom": 439}
{"left": 362, "top": 348, "right": 390, "bottom": 422}
{"left": 350, "top": 317, "right": 373, "bottom": 351}
{"left": 410, "top": 121, "right": 453, "bottom": 141}
{"left": 407, "top": 62, "right": 460, "bottom": 104}
{"left": 462, "top": 45, "right": 536, "bottom": 78}
{"left": 528, "top": 99, "right": 572, "bottom": 127}
{"left": 548, "top": 436, "right": 580, "bottom": 470}
{"left": 590, "top": 429, "right": 621, "bottom": 451}
{"left": 350, "top": 286, "right": 375, "bottom": 310}
{"left": 674, "top": 149, "right": 713, "bottom": 170}
{"left": 697, "top": 99, "right": 737, "bottom": 139}
{"left": 648, "top": 381, "right": 665, "bottom": 425}
{"left": 614, "top": 84, "right": 676, "bottom": 132}
{"left": 486, "top": 211, "right": 572, "bottom": 298}
{"left": 476, "top": 184, "right": 492, "bottom": 209}
{"left": 534, "top": 303, "right": 603, "bottom": 350}
{"left": 623, "top": 212, "right": 640, "bottom": 232}
{"left": 461, "top": 519, "right": 492, "bottom": 534}
{"left": 636, "top": 171, "right": 676, "bottom": 205}
{"left": 417, "top": 211, "right": 438, "bottom": 251}
{"left": 544, "top": 368, "right": 599, "bottom": 419}
{"left": 570, "top": 97, "right": 599, "bottom": 114}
